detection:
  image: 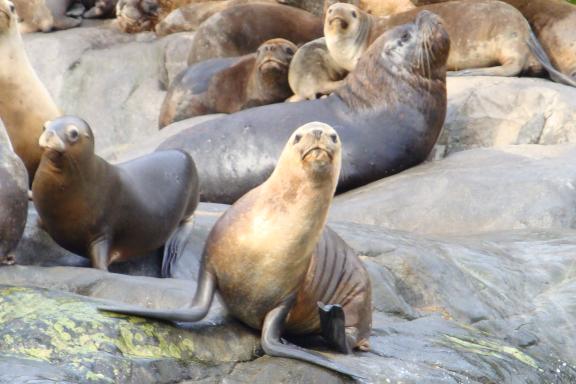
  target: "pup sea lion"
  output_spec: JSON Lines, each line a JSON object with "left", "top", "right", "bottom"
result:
{"left": 324, "top": 1, "right": 574, "bottom": 85}
{"left": 0, "top": 119, "right": 28, "bottom": 265}
{"left": 31, "top": 116, "right": 200, "bottom": 271}
{"left": 288, "top": 37, "right": 347, "bottom": 102}
{"left": 0, "top": 0, "right": 61, "bottom": 184}
{"left": 155, "top": 0, "right": 275, "bottom": 36}
{"left": 100, "top": 122, "right": 372, "bottom": 381}
{"left": 160, "top": 38, "right": 297, "bottom": 127}
{"left": 187, "top": 3, "right": 322, "bottom": 65}
{"left": 158, "top": 10, "right": 449, "bottom": 204}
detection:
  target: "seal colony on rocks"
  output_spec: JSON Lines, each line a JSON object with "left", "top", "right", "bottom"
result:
{"left": 186, "top": 3, "right": 323, "bottom": 65}
{"left": 159, "top": 38, "right": 297, "bottom": 127}
{"left": 158, "top": 10, "right": 450, "bottom": 204}
{"left": 31, "top": 116, "right": 200, "bottom": 270}
{"left": 324, "top": 1, "right": 576, "bottom": 86}
{"left": 0, "top": 120, "right": 28, "bottom": 265}
{"left": 0, "top": 0, "right": 61, "bottom": 183}
{"left": 100, "top": 122, "right": 372, "bottom": 381}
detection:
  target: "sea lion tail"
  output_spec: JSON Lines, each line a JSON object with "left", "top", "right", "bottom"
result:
{"left": 161, "top": 216, "right": 196, "bottom": 278}
{"left": 527, "top": 31, "right": 576, "bottom": 87}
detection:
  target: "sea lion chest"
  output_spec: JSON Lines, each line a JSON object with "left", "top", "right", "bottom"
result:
{"left": 207, "top": 193, "right": 319, "bottom": 329}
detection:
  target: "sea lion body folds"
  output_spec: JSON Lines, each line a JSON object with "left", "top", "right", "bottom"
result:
{"left": 32, "top": 116, "right": 199, "bottom": 270}
{"left": 187, "top": 3, "right": 322, "bottom": 65}
{"left": 0, "top": 0, "right": 61, "bottom": 183}
{"left": 160, "top": 38, "right": 297, "bottom": 127}
{"left": 160, "top": 11, "right": 450, "bottom": 204}
{"left": 100, "top": 122, "right": 372, "bottom": 380}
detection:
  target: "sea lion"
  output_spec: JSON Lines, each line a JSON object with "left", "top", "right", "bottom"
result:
{"left": 187, "top": 3, "right": 322, "bottom": 65}
{"left": 158, "top": 10, "right": 449, "bottom": 204}
{"left": 0, "top": 119, "right": 28, "bottom": 266}
{"left": 324, "top": 1, "right": 574, "bottom": 84}
{"left": 160, "top": 38, "right": 297, "bottom": 127}
{"left": 12, "top": 0, "right": 53, "bottom": 33}
{"left": 31, "top": 116, "right": 200, "bottom": 271}
{"left": 100, "top": 122, "right": 372, "bottom": 381}
{"left": 287, "top": 37, "right": 348, "bottom": 102}
{"left": 0, "top": 0, "right": 61, "bottom": 184}
{"left": 81, "top": 0, "right": 118, "bottom": 18}
{"left": 499, "top": 0, "right": 576, "bottom": 83}
{"left": 155, "top": 0, "right": 275, "bottom": 36}
{"left": 358, "top": 0, "right": 415, "bottom": 16}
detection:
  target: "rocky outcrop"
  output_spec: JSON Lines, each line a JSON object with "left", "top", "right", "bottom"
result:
{"left": 331, "top": 144, "right": 576, "bottom": 235}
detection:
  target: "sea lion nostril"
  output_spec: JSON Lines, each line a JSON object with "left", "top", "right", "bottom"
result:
{"left": 313, "top": 129, "right": 323, "bottom": 139}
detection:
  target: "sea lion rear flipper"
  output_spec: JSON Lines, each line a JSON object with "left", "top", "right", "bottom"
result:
{"left": 317, "top": 302, "right": 352, "bottom": 354}
{"left": 162, "top": 217, "right": 195, "bottom": 278}
{"left": 98, "top": 269, "right": 216, "bottom": 322}
{"left": 262, "top": 296, "right": 370, "bottom": 383}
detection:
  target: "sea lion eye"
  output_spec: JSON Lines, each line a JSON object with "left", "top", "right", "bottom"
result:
{"left": 351, "top": 11, "right": 357, "bottom": 18}
{"left": 67, "top": 127, "right": 79, "bottom": 142}
{"left": 330, "top": 134, "right": 338, "bottom": 143}
{"left": 7, "top": 1, "right": 15, "bottom": 13}
{"left": 285, "top": 47, "right": 294, "bottom": 55}
{"left": 401, "top": 32, "right": 411, "bottom": 42}
{"left": 293, "top": 134, "right": 302, "bottom": 144}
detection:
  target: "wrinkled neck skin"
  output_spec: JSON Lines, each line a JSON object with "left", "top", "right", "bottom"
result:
{"left": 335, "top": 40, "right": 446, "bottom": 116}
{"left": 326, "top": 14, "right": 373, "bottom": 71}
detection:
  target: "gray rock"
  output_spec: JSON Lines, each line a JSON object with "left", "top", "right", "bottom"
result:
{"left": 440, "top": 77, "right": 576, "bottom": 155}
{"left": 331, "top": 144, "right": 576, "bottom": 235}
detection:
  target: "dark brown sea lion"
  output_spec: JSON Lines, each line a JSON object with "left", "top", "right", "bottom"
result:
{"left": 0, "top": 120, "right": 28, "bottom": 265}
{"left": 157, "top": 10, "right": 449, "bottom": 204}
{"left": 100, "top": 122, "right": 372, "bottom": 381}
{"left": 159, "top": 38, "right": 297, "bottom": 128}
{"left": 287, "top": 37, "right": 348, "bottom": 102}
{"left": 324, "top": 1, "right": 574, "bottom": 85}
{"left": 187, "top": 3, "right": 322, "bottom": 65}
{"left": 0, "top": 0, "right": 61, "bottom": 184}
{"left": 31, "top": 116, "right": 200, "bottom": 271}
{"left": 155, "top": 0, "right": 275, "bottom": 36}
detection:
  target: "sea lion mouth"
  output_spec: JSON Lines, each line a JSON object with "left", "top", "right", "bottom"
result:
{"left": 258, "top": 58, "right": 289, "bottom": 71}
{"left": 302, "top": 147, "right": 333, "bottom": 161}
{"left": 328, "top": 16, "right": 349, "bottom": 30}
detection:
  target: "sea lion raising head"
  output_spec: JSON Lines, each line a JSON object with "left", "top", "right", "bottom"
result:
{"left": 32, "top": 115, "right": 199, "bottom": 270}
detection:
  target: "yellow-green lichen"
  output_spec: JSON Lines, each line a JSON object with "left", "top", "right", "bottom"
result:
{"left": 444, "top": 335, "right": 539, "bottom": 369}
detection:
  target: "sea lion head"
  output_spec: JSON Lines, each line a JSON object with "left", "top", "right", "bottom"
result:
{"left": 276, "top": 122, "right": 342, "bottom": 188}
{"left": 38, "top": 116, "right": 94, "bottom": 167}
{"left": 336, "top": 10, "right": 449, "bottom": 109}
{"left": 379, "top": 10, "right": 449, "bottom": 79}
{"left": 324, "top": 2, "right": 368, "bottom": 42}
{"left": 116, "top": 0, "right": 160, "bottom": 33}
{"left": 0, "top": 1, "right": 17, "bottom": 33}
{"left": 255, "top": 38, "right": 297, "bottom": 75}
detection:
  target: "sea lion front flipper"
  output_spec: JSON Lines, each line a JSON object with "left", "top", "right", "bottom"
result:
{"left": 98, "top": 269, "right": 216, "bottom": 322}
{"left": 89, "top": 238, "right": 110, "bottom": 271}
{"left": 262, "top": 296, "right": 370, "bottom": 382}
{"left": 318, "top": 302, "right": 352, "bottom": 354}
{"left": 51, "top": 16, "right": 82, "bottom": 31}
{"left": 161, "top": 216, "right": 195, "bottom": 278}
